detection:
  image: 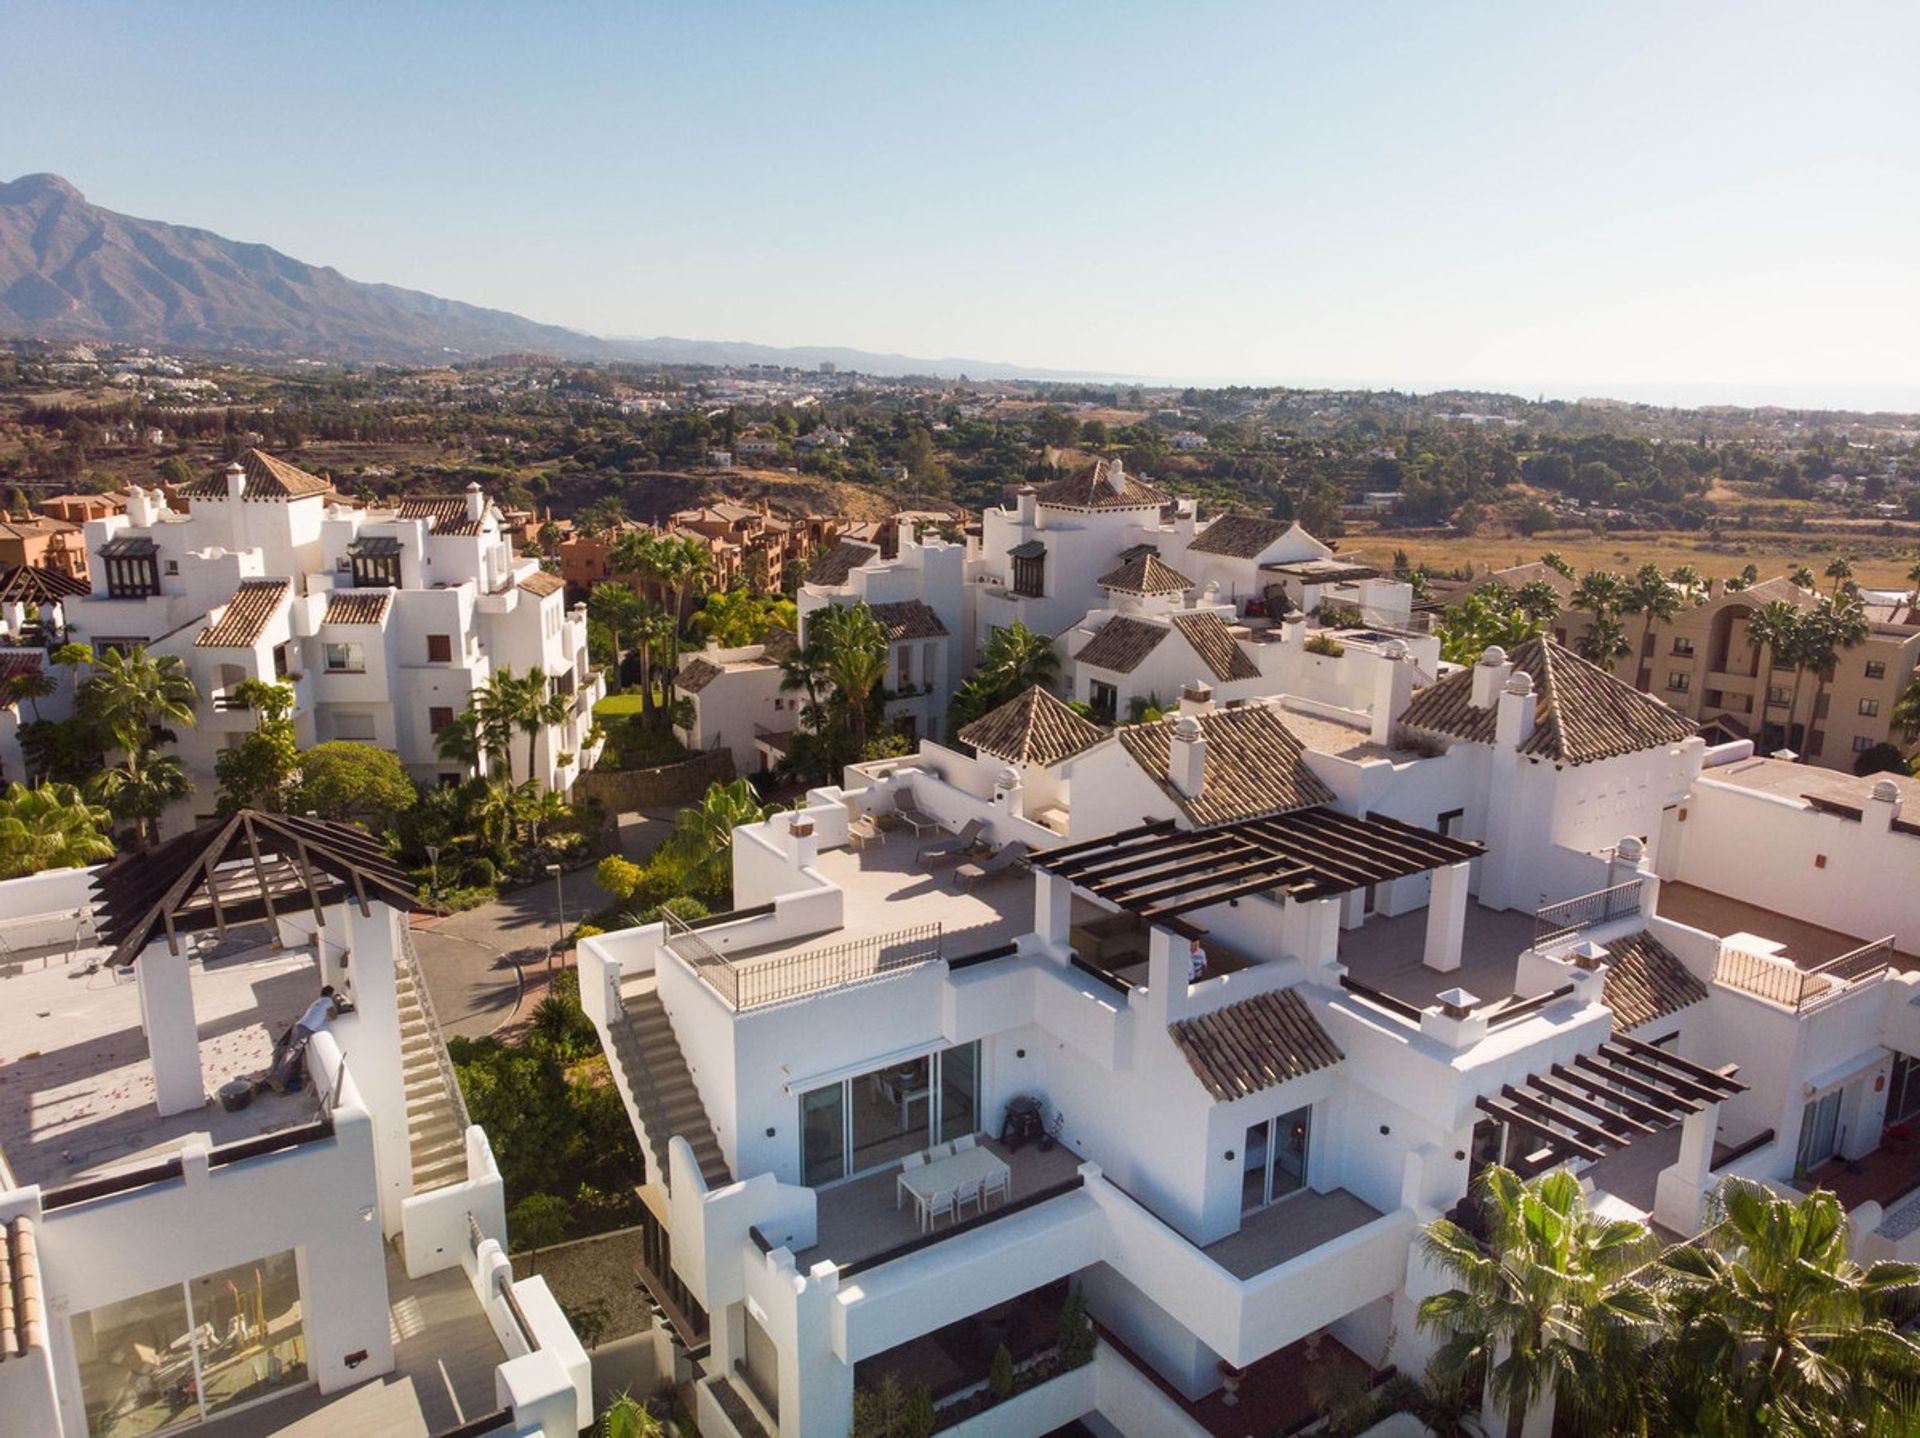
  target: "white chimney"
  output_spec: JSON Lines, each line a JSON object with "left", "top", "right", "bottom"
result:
{"left": 1169, "top": 713, "right": 1206, "bottom": 798}
{"left": 1495, "top": 671, "right": 1537, "bottom": 750}
{"left": 127, "top": 485, "right": 164, "bottom": 527}
{"left": 1015, "top": 485, "right": 1038, "bottom": 524}
{"left": 1865, "top": 779, "right": 1902, "bottom": 834}
{"left": 1105, "top": 457, "right": 1127, "bottom": 496}
{"left": 1470, "top": 645, "right": 1514, "bottom": 708}
{"left": 1179, "top": 681, "right": 1214, "bottom": 717}
{"left": 1370, "top": 641, "right": 1417, "bottom": 745}
{"left": 225, "top": 461, "right": 246, "bottom": 501}
{"left": 465, "top": 481, "right": 485, "bottom": 523}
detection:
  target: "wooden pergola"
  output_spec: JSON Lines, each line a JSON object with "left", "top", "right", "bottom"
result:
{"left": 1034, "top": 808, "right": 1486, "bottom": 924}
{"left": 1476, "top": 1033, "right": 1747, "bottom": 1174}
{"left": 94, "top": 810, "right": 419, "bottom": 967}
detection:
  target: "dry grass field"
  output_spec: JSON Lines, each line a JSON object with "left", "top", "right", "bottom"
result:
{"left": 1356, "top": 528, "right": 1920, "bottom": 589}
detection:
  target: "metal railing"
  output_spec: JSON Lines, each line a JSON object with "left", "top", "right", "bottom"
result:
{"left": 1714, "top": 935, "right": 1895, "bottom": 1014}
{"left": 400, "top": 926, "right": 471, "bottom": 1133}
{"left": 1533, "top": 878, "right": 1645, "bottom": 949}
{"left": 665, "top": 911, "right": 945, "bottom": 1010}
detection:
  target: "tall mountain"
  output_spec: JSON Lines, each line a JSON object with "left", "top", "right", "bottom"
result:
{"left": 0, "top": 173, "right": 608, "bottom": 362}
{"left": 0, "top": 174, "right": 1092, "bottom": 378}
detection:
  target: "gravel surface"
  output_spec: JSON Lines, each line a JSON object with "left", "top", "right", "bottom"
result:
{"left": 511, "top": 1226, "right": 656, "bottom": 1342}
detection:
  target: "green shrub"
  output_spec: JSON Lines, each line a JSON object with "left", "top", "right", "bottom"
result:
{"left": 1305, "top": 632, "right": 1346, "bottom": 657}
{"left": 988, "top": 1343, "right": 1014, "bottom": 1400}
{"left": 464, "top": 855, "right": 498, "bottom": 887}
{"left": 1058, "top": 1284, "right": 1095, "bottom": 1368}
{"left": 596, "top": 854, "right": 643, "bottom": 900}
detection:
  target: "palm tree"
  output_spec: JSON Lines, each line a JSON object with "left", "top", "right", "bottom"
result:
{"left": 631, "top": 601, "right": 673, "bottom": 725}
{"left": 1802, "top": 595, "right": 1871, "bottom": 763}
{"left": 435, "top": 709, "right": 484, "bottom": 779}
{"left": 673, "top": 778, "right": 774, "bottom": 899}
{"left": 1576, "top": 614, "right": 1631, "bottom": 667}
{"left": 80, "top": 646, "right": 197, "bottom": 752}
{"left": 1657, "top": 1180, "right": 1920, "bottom": 1435}
{"left": 1789, "top": 564, "right": 1816, "bottom": 590}
{"left": 88, "top": 744, "right": 190, "bottom": 848}
{"left": 1419, "top": 1165, "right": 1660, "bottom": 1438}
{"left": 1907, "top": 562, "right": 1920, "bottom": 609}
{"left": 1538, "top": 551, "right": 1575, "bottom": 580}
{"left": 1825, "top": 556, "right": 1854, "bottom": 593}
{"left": 658, "top": 537, "right": 715, "bottom": 677}
{"left": 0, "top": 669, "right": 57, "bottom": 723}
{"left": 1744, "top": 601, "right": 1802, "bottom": 749}
{"left": 587, "top": 582, "right": 641, "bottom": 694}
{"left": 1570, "top": 569, "right": 1624, "bottom": 618}
{"left": 1893, "top": 672, "right": 1920, "bottom": 751}
{"left": 1668, "top": 563, "right": 1706, "bottom": 603}
{"left": 0, "top": 781, "right": 115, "bottom": 877}
{"left": 1509, "top": 580, "right": 1564, "bottom": 628}
{"left": 468, "top": 673, "right": 520, "bottom": 780}
{"left": 949, "top": 620, "right": 1065, "bottom": 731}
{"left": 492, "top": 667, "right": 568, "bottom": 786}
{"left": 1620, "top": 563, "right": 1682, "bottom": 678}
{"left": 813, "top": 603, "right": 889, "bottom": 751}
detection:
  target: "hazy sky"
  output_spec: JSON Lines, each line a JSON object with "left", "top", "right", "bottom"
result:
{"left": 5, "top": 2, "right": 1917, "bottom": 405}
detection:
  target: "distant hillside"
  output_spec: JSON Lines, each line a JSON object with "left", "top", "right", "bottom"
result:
{"left": 0, "top": 173, "right": 1088, "bottom": 378}
{"left": 0, "top": 174, "right": 616, "bottom": 363}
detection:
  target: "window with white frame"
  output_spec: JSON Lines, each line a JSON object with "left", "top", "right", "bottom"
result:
{"left": 324, "top": 642, "right": 365, "bottom": 673}
{"left": 1860, "top": 698, "right": 1880, "bottom": 717}
{"left": 334, "top": 712, "right": 376, "bottom": 740}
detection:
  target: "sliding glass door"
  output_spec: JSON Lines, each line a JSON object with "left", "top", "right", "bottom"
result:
{"left": 801, "top": 1041, "right": 982, "bottom": 1186}
{"left": 1242, "top": 1105, "right": 1312, "bottom": 1214}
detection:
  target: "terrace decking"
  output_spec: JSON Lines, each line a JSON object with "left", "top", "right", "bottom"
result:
{"left": 794, "top": 1137, "right": 1085, "bottom": 1271}
{"left": 1338, "top": 901, "right": 1540, "bottom": 1009}
{"left": 0, "top": 938, "right": 325, "bottom": 1188}
{"left": 1201, "top": 1187, "right": 1383, "bottom": 1280}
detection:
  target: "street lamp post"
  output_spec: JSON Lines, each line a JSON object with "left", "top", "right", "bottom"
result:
{"left": 426, "top": 844, "right": 441, "bottom": 915}
{"left": 547, "top": 862, "right": 565, "bottom": 978}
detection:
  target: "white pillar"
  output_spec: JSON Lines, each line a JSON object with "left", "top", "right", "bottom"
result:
{"left": 136, "top": 944, "right": 204, "bottom": 1116}
{"left": 1655, "top": 1100, "right": 1720, "bottom": 1239}
{"left": 1146, "top": 925, "right": 1189, "bottom": 1024}
{"left": 1423, "top": 862, "right": 1470, "bottom": 973}
{"left": 1035, "top": 871, "right": 1073, "bottom": 961}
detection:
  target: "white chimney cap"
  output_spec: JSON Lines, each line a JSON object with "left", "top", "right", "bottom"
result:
{"left": 224, "top": 461, "right": 244, "bottom": 475}
{"left": 1173, "top": 714, "right": 1203, "bottom": 742}
{"left": 1479, "top": 645, "right": 1508, "bottom": 666}
{"left": 1436, "top": 987, "right": 1480, "bottom": 1018}
{"left": 1504, "top": 672, "right": 1534, "bottom": 696}
{"left": 1872, "top": 779, "right": 1901, "bottom": 802}
{"left": 1616, "top": 835, "right": 1645, "bottom": 862}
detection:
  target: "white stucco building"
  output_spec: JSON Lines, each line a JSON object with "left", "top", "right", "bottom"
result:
{"left": 62, "top": 452, "right": 603, "bottom": 835}
{"left": 0, "top": 813, "right": 591, "bottom": 1438}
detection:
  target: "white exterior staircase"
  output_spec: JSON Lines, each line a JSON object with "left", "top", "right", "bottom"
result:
{"left": 396, "top": 929, "right": 470, "bottom": 1195}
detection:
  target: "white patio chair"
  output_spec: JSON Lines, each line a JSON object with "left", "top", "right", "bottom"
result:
{"left": 922, "top": 1187, "right": 955, "bottom": 1232}
{"left": 927, "top": 1141, "right": 953, "bottom": 1160}
{"left": 896, "top": 1151, "right": 926, "bottom": 1209}
{"left": 951, "top": 1133, "right": 977, "bottom": 1152}
{"left": 982, "top": 1167, "right": 1009, "bottom": 1209}
{"left": 953, "top": 1178, "right": 984, "bottom": 1220}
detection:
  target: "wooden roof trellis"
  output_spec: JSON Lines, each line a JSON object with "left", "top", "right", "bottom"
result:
{"left": 93, "top": 810, "right": 419, "bottom": 966}
{"left": 0, "top": 564, "right": 90, "bottom": 604}
{"left": 1476, "top": 1032, "right": 1746, "bottom": 1172}
{"left": 1033, "top": 808, "right": 1485, "bottom": 922}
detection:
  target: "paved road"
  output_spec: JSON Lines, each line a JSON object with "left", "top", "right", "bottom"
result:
{"left": 412, "top": 808, "right": 680, "bottom": 1038}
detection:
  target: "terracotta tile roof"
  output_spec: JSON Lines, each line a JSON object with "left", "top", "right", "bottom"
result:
{"left": 1170, "top": 612, "right": 1260, "bottom": 683}
{"left": 761, "top": 627, "right": 797, "bottom": 663}
{"left": 1098, "top": 551, "right": 1194, "bottom": 596}
{"left": 1073, "top": 616, "right": 1168, "bottom": 674}
{"left": 1, "top": 1214, "right": 46, "bottom": 1360}
{"left": 518, "top": 569, "right": 565, "bottom": 597}
{"left": 1187, "top": 513, "right": 1295, "bottom": 559}
{"left": 1399, "top": 637, "right": 1696, "bottom": 766}
{"left": 396, "top": 497, "right": 485, "bottom": 536}
{"left": 958, "top": 685, "right": 1106, "bottom": 768}
{"left": 0, "top": 652, "right": 46, "bottom": 682}
{"left": 324, "top": 589, "right": 393, "bottom": 625}
{"left": 869, "top": 599, "right": 948, "bottom": 642}
{"left": 1169, "top": 988, "right": 1343, "bottom": 1101}
{"left": 0, "top": 515, "right": 78, "bottom": 540}
{"left": 1717, "top": 575, "right": 1817, "bottom": 611}
{"left": 1037, "top": 457, "right": 1166, "bottom": 511}
{"left": 1116, "top": 704, "right": 1334, "bottom": 825}
{"left": 1601, "top": 933, "right": 1708, "bottom": 1030}
{"left": 806, "top": 539, "right": 880, "bottom": 586}
{"left": 677, "top": 657, "right": 724, "bottom": 693}
{"left": 1479, "top": 561, "right": 1575, "bottom": 603}
{"left": 183, "top": 449, "right": 332, "bottom": 500}
{"left": 194, "top": 579, "right": 291, "bottom": 648}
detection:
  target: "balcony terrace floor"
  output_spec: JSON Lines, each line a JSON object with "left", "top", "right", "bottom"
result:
{"left": 1660, "top": 882, "right": 1919, "bottom": 970}
{"left": 1202, "top": 1187, "right": 1383, "bottom": 1280}
{"left": 1337, "top": 901, "right": 1541, "bottom": 1010}
{"left": 794, "top": 1136, "right": 1085, "bottom": 1271}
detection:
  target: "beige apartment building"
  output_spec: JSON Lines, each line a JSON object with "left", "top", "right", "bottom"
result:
{"left": 1537, "top": 576, "right": 1920, "bottom": 771}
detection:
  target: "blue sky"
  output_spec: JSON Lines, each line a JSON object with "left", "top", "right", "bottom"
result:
{"left": 4, "top": 2, "right": 1916, "bottom": 405}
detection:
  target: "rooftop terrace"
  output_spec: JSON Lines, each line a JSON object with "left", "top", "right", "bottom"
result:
{"left": 0, "top": 935, "right": 323, "bottom": 1189}
{"left": 1336, "top": 902, "right": 1542, "bottom": 1009}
